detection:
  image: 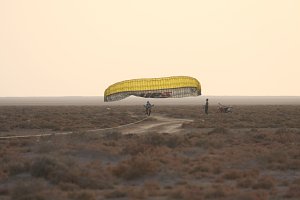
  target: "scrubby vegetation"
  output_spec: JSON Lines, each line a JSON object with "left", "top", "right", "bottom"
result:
{"left": 0, "top": 106, "right": 145, "bottom": 132}
{"left": 0, "top": 105, "right": 300, "bottom": 199}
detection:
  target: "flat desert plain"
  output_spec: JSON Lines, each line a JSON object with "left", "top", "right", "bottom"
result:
{"left": 0, "top": 105, "right": 300, "bottom": 200}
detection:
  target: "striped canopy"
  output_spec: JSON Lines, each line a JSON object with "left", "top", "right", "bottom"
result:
{"left": 104, "top": 76, "right": 201, "bottom": 102}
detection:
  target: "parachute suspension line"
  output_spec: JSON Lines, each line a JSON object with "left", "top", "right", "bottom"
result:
{"left": 0, "top": 117, "right": 149, "bottom": 140}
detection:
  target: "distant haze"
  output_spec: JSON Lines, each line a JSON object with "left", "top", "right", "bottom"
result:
{"left": 0, "top": 96, "right": 299, "bottom": 106}
{"left": 1, "top": 1, "right": 300, "bottom": 96}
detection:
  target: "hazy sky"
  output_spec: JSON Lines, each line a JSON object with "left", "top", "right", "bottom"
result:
{"left": 1, "top": 0, "right": 299, "bottom": 96}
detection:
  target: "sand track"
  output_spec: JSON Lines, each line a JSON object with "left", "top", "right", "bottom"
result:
{"left": 122, "top": 114, "right": 193, "bottom": 134}
{"left": 0, "top": 114, "right": 193, "bottom": 139}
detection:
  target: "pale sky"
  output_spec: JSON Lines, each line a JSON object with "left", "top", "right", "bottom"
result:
{"left": 0, "top": 0, "right": 299, "bottom": 97}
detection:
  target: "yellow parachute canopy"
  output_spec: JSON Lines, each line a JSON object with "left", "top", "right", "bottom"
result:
{"left": 104, "top": 76, "right": 201, "bottom": 102}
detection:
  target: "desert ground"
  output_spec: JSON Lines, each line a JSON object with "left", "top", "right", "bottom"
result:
{"left": 0, "top": 105, "right": 300, "bottom": 200}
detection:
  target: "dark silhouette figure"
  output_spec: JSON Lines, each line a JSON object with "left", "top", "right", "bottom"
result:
{"left": 205, "top": 99, "right": 209, "bottom": 114}
{"left": 144, "top": 101, "right": 154, "bottom": 116}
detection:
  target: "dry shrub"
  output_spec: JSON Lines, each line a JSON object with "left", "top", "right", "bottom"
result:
{"left": 189, "top": 163, "right": 211, "bottom": 174}
{"left": 204, "top": 185, "right": 235, "bottom": 199}
{"left": 11, "top": 179, "right": 48, "bottom": 200}
{"left": 243, "top": 169, "right": 260, "bottom": 178}
{"left": 175, "top": 180, "right": 188, "bottom": 185}
{"left": 143, "top": 181, "right": 160, "bottom": 196}
{"left": 67, "top": 190, "right": 96, "bottom": 200}
{"left": 237, "top": 178, "right": 255, "bottom": 188}
{"left": 0, "top": 124, "right": 10, "bottom": 132}
{"left": 143, "top": 132, "right": 168, "bottom": 146}
{"left": 234, "top": 191, "right": 269, "bottom": 200}
{"left": 8, "top": 139, "right": 35, "bottom": 147}
{"left": 30, "top": 156, "right": 112, "bottom": 189}
{"left": 212, "top": 165, "right": 222, "bottom": 174}
{"left": 30, "top": 156, "right": 70, "bottom": 183}
{"left": 167, "top": 185, "right": 204, "bottom": 200}
{"left": 273, "top": 128, "right": 297, "bottom": 143}
{"left": 208, "top": 127, "right": 229, "bottom": 135}
{"left": 167, "top": 187, "right": 185, "bottom": 200}
{"left": 112, "top": 154, "right": 158, "bottom": 180}
{"left": 165, "top": 134, "right": 186, "bottom": 148}
{"left": 284, "top": 185, "right": 300, "bottom": 198}
{"left": 74, "top": 174, "right": 113, "bottom": 190}
{"left": 182, "top": 190, "right": 204, "bottom": 200}
{"left": 122, "top": 142, "right": 149, "bottom": 156}
{"left": 102, "top": 130, "right": 122, "bottom": 140}
{"left": 183, "top": 185, "right": 205, "bottom": 200}
{"left": 7, "top": 159, "right": 30, "bottom": 176}
{"left": 127, "top": 187, "right": 147, "bottom": 199}
{"left": 0, "top": 106, "right": 145, "bottom": 132}
{"left": 292, "top": 178, "right": 300, "bottom": 185}
{"left": 104, "top": 189, "right": 127, "bottom": 199}
{"left": 196, "top": 138, "right": 224, "bottom": 149}
{"left": 223, "top": 169, "right": 259, "bottom": 181}
{"left": 34, "top": 142, "right": 56, "bottom": 154}
{"left": 252, "top": 133, "right": 268, "bottom": 142}
{"left": 252, "top": 176, "right": 276, "bottom": 190}
{"left": 259, "top": 149, "right": 300, "bottom": 170}
{"left": 0, "top": 186, "right": 9, "bottom": 195}
{"left": 143, "top": 132, "right": 185, "bottom": 148}
{"left": 249, "top": 128, "right": 258, "bottom": 132}
{"left": 222, "top": 170, "right": 242, "bottom": 180}
{"left": 58, "top": 182, "right": 80, "bottom": 191}
{"left": 181, "top": 122, "right": 193, "bottom": 128}
{"left": 231, "top": 169, "right": 260, "bottom": 185}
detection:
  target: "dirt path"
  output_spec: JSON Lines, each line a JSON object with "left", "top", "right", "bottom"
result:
{"left": 121, "top": 114, "right": 193, "bottom": 134}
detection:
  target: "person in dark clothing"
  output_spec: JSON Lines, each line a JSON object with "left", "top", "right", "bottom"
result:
{"left": 205, "top": 98, "right": 209, "bottom": 114}
{"left": 144, "top": 101, "right": 154, "bottom": 116}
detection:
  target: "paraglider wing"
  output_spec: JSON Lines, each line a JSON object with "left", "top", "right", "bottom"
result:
{"left": 104, "top": 76, "right": 201, "bottom": 102}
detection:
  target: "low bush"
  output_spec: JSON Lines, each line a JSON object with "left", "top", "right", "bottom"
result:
{"left": 67, "top": 191, "right": 96, "bottom": 200}
{"left": 10, "top": 179, "right": 48, "bottom": 200}
{"left": 237, "top": 178, "right": 255, "bottom": 188}
{"left": 222, "top": 170, "right": 242, "bottom": 180}
{"left": 30, "top": 156, "right": 69, "bottom": 183}
{"left": 208, "top": 127, "right": 229, "bottom": 135}
{"left": 112, "top": 154, "right": 158, "bottom": 180}
{"left": 143, "top": 132, "right": 185, "bottom": 148}
{"left": 252, "top": 176, "right": 275, "bottom": 190}
{"left": 7, "top": 160, "right": 30, "bottom": 176}
{"left": 104, "top": 189, "right": 127, "bottom": 199}
{"left": 284, "top": 185, "right": 300, "bottom": 198}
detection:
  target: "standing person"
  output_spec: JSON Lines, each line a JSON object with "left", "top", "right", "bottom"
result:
{"left": 205, "top": 98, "right": 209, "bottom": 114}
{"left": 144, "top": 101, "right": 154, "bottom": 116}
